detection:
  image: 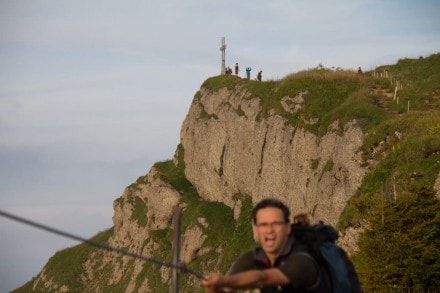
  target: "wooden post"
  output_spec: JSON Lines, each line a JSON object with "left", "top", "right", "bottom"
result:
{"left": 171, "top": 206, "right": 183, "bottom": 293}
{"left": 381, "top": 187, "right": 385, "bottom": 225}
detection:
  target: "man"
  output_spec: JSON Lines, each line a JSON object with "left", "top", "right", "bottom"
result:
{"left": 202, "top": 198, "right": 329, "bottom": 292}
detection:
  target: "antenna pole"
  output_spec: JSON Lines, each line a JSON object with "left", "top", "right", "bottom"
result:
{"left": 220, "top": 37, "right": 226, "bottom": 75}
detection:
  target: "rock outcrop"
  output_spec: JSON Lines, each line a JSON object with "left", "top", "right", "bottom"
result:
{"left": 181, "top": 86, "right": 367, "bottom": 226}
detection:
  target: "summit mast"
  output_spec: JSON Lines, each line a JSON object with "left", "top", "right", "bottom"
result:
{"left": 220, "top": 37, "right": 226, "bottom": 75}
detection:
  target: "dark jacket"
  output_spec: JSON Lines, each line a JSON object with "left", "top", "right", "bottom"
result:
{"left": 228, "top": 235, "right": 332, "bottom": 292}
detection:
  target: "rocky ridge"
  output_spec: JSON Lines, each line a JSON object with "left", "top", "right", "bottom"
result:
{"left": 181, "top": 86, "right": 367, "bottom": 226}
{"left": 15, "top": 63, "right": 440, "bottom": 292}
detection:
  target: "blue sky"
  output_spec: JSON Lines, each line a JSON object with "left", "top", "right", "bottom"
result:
{"left": 0, "top": 0, "right": 439, "bottom": 291}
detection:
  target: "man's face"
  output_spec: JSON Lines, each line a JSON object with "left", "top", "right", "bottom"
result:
{"left": 253, "top": 207, "right": 291, "bottom": 260}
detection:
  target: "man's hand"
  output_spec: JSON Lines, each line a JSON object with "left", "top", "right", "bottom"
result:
{"left": 202, "top": 273, "right": 234, "bottom": 292}
{"left": 202, "top": 272, "right": 222, "bottom": 292}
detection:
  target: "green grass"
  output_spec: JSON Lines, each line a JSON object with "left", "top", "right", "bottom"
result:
{"left": 339, "top": 127, "right": 440, "bottom": 230}
{"left": 311, "top": 158, "right": 320, "bottom": 170}
{"left": 373, "top": 53, "right": 440, "bottom": 110}
{"left": 14, "top": 228, "right": 114, "bottom": 293}
{"left": 319, "top": 159, "right": 334, "bottom": 181}
{"left": 129, "top": 196, "right": 148, "bottom": 227}
{"left": 202, "top": 69, "right": 381, "bottom": 137}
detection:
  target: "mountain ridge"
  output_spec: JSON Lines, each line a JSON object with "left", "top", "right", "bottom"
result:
{"left": 14, "top": 53, "right": 440, "bottom": 292}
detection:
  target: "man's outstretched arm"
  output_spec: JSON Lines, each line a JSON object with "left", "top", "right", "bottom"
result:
{"left": 202, "top": 268, "right": 289, "bottom": 291}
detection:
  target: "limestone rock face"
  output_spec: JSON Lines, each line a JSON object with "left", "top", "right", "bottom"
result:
{"left": 111, "top": 168, "right": 180, "bottom": 248}
{"left": 48, "top": 167, "right": 185, "bottom": 292}
{"left": 181, "top": 86, "right": 367, "bottom": 226}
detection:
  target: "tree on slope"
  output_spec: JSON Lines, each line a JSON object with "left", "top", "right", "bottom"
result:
{"left": 357, "top": 184, "right": 440, "bottom": 292}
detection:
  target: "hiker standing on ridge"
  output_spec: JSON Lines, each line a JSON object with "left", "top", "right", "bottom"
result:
{"left": 235, "top": 63, "right": 239, "bottom": 75}
{"left": 202, "top": 198, "right": 362, "bottom": 293}
{"left": 257, "top": 70, "right": 262, "bottom": 82}
{"left": 246, "top": 67, "right": 252, "bottom": 79}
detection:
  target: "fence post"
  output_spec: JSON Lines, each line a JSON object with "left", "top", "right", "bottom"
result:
{"left": 171, "top": 205, "right": 183, "bottom": 293}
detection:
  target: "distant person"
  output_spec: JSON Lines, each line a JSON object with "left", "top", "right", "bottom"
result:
{"left": 246, "top": 67, "right": 252, "bottom": 79}
{"left": 226, "top": 66, "right": 232, "bottom": 75}
{"left": 257, "top": 70, "right": 262, "bottom": 82}
{"left": 235, "top": 63, "right": 239, "bottom": 75}
{"left": 358, "top": 66, "right": 363, "bottom": 75}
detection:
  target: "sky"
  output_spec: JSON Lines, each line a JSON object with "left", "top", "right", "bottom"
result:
{"left": 0, "top": 0, "right": 439, "bottom": 291}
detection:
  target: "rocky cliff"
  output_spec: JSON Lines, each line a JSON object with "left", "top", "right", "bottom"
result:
{"left": 181, "top": 86, "right": 366, "bottom": 226}
{"left": 15, "top": 55, "right": 440, "bottom": 292}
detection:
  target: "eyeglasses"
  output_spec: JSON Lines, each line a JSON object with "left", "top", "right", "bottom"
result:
{"left": 255, "top": 221, "right": 287, "bottom": 229}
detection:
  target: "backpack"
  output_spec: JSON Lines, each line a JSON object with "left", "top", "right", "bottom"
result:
{"left": 291, "top": 216, "right": 363, "bottom": 293}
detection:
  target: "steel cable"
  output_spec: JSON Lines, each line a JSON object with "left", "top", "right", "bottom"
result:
{"left": 0, "top": 209, "right": 204, "bottom": 279}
